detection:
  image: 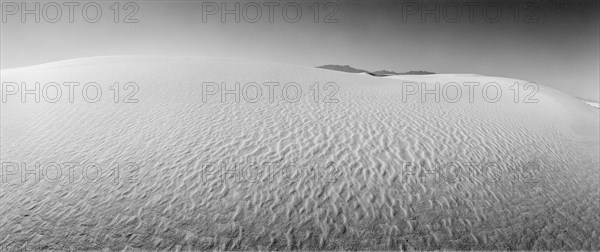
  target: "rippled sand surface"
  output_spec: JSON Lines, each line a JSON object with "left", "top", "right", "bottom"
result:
{"left": 1, "top": 56, "right": 598, "bottom": 250}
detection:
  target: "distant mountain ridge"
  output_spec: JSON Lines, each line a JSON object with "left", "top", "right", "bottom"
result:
{"left": 316, "top": 65, "right": 435, "bottom": 76}
{"left": 398, "top": 70, "right": 436, "bottom": 75}
{"left": 316, "top": 65, "right": 368, "bottom": 73}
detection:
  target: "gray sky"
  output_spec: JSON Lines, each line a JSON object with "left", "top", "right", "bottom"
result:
{"left": 1, "top": 0, "right": 599, "bottom": 100}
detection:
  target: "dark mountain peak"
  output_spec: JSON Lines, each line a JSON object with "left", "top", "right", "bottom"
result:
{"left": 316, "top": 64, "right": 368, "bottom": 73}
{"left": 371, "top": 70, "right": 401, "bottom": 75}
{"left": 397, "top": 70, "right": 436, "bottom": 75}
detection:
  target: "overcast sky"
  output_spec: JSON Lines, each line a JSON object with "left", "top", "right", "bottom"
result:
{"left": 1, "top": 0, "right": 599, "bottom": 100}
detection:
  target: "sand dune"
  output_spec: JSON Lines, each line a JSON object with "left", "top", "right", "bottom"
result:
{"left": 1, "top": 56, "right": 598, "bottom": 250}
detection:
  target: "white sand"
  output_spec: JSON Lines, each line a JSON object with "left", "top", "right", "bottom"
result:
{"left": 1, "top": 56, "right": 598, "bottom": 250}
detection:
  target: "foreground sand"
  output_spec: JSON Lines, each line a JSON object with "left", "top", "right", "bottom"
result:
{"left": 1, "top": 56, "right": 598, "bottom": 250}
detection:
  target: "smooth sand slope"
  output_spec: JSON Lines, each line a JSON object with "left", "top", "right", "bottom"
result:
{"left": 1, "top": 56, "right": 599, "bottom": 250}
